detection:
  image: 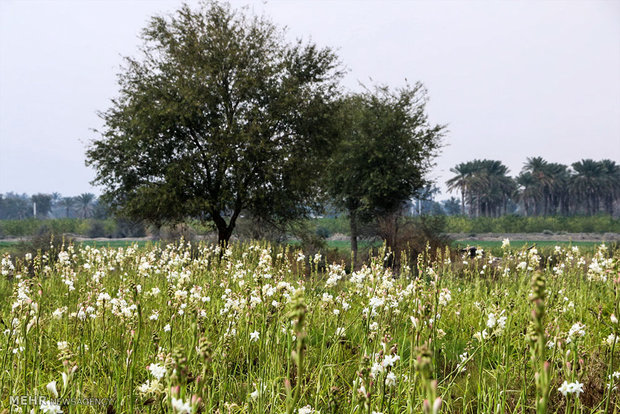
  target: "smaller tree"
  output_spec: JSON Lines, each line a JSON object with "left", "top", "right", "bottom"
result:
{"left": 31, "top": 193, "right": 52, "bottom": 218}
{"left": 326, "top": 84, "right": 444, "bottom": 262}
{"left": 75, "top": 193, "right": 96, "bottom": 219}
{"left": 442, "top": 197, "right": 462, "bottom": 216}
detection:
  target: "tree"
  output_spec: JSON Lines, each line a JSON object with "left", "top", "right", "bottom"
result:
{"left": 31, "top": 193, "right": 52, "bottom": 218}
{"left": 57, "top": 197, "right": 76, "bottom": 218}
{"left": 0, "top": 193, "right": 32, "bottom": 219}
{"left": 442, "top": 197, "right": 462, "bottom": 216}
{"left": 600, "top": 159, "right": 620, "bottom": 215}
{"left": 75, "top": 193, "right": 96, "bottom": 218}
{"left": 447, "top": 160, "right": 515, "bottom": 217}
{"left": 86, "top": 2, "right": 342, "bottom": 245}
{"left": 446, "top": 162, "right": 472, "bottom": 216}
{"left": 326, "top": 84, "right": 444, "bottom": 262}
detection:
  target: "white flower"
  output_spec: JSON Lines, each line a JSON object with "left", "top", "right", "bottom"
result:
{"left": 385, "top": 372, "right": 397, "bottom": 387}
{"left": 250, "top": 331, "right": 260, "bottom": 342}
{"left": 474, "top": 329, "right": 488, "bottom": 342}
{"left": 567, "top": 322, "right": 586, "bottom": 342}
{"left": 612, "top": 314, "right": 618, "bottom": 324}
{"left": 568, "top": 381, "right": 584, "bottom": 397}
{"left": 249, "top": 382, "right": 265, "bottom": 400}
{"left": 438, "top": 289, "right": 451, "bottom": 306}
{"left": 77, "top": 308, "right": 86, "bottom": 321}
{"left": 369, "top": 297, "right": 384, "bottom": 309}
{"left": 97, "top": 292, "right": 111, "bottom": 302}
{"left": 298, "top": 405, "right": 315, "bottom": 414}
{"left": 40, "top": 400, "right": 63, "bottom": 414}
{"left": 46, "top": 380, "right": 58, "bottom": 397}
{"left": 559, "top": 380, "right": 584, "bottom": 397}
{"left": 148, "top": 363, "right": 166, "bottom": 380}
{"left": 335, "top": 327, "right": 346, "bottom": 337}
{"left": 606, "top": 334, "right": 619, "bottom": 346}
{"left": 250, "top": 389, "right": 259, "bottom": 399}
{"left": 487, "top": 313, "right": 497, "bottom": 329}
{"left": 370, "top": 362, "right": 384, "bottom": 377}
{"left": 52, "top": 307, "right": 66, "bottom": 319}
{"left": 149, "top": 311, "right": 159, "bottom": 321}
{"left": 501, "top": 238, "right": 510, "bottom": 248}
{"left": 171, "top": 397, "right": 191, "bottom": 413}
{"left": 382, "top": 354, "right": 400, "bottom": 367}
{"left": 163, "top": 324, "right": 171, "bottom": 332}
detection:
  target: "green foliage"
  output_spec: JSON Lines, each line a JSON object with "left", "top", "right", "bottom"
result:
{"left": 86, "top": 2, "right": 343, "bottom": 245}
{"left": 313, "top": 214, "right": 620, "bottom": 235}
{"left": 325, "top": 84, "right": 445, "bottom": 257}
{"left": 444, "top": 214, "right": 620, "bottom": 233}
{"left": 0, "top": 218, "right": 144, "bottom": 238}
{"left": 327, "top": 84, "right": 444, "bottom": 218}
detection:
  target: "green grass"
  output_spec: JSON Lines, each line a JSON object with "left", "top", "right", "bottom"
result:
{"left": 453, "top": 239, "right": 610, "bottom": 251}
{"left": 0, "top": 241, "right": 618, "bottom": 413}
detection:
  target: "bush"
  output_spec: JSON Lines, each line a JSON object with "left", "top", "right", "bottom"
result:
{"left": 442, "top": 215, "right": 620, "bottom": 234}
{"left": 315, "top": 226, "right": 331, "bottom": 239}
{"left": 88, "top": 221, "right": 107, "bottom": 238}
{"left": 376, "top": 215, "right": 452, "bottom": 270}
{"left": 9, "top": 225, "right": 74, "bottom": 263}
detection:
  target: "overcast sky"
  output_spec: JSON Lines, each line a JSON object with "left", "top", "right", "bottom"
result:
{"left": 1, "top": 0, "right": 619, "bottom": 198}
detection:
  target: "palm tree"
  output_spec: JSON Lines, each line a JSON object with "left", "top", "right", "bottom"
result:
{"left": 600, "top": 159, "right": 620, "bottom": 215}
{"left": 446, "top": 162, "right": 473, "bottom": 216}
{"left": 57, "top": 197, "right": 76, "bottom": 218}
{"left": 571, "top": 159, "right": 603, "bottom": 215}
{"left": 75, "top": 193, "right": 96, "bottom": 219}
{"left": 447, "top": 160, "right": 515, "bottom": 217}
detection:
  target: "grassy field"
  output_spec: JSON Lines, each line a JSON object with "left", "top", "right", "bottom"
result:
{"left": 452, "top": 240, "right": 613, "bottom": 256}
{"left": 0, "top": 240, "right": 618, "bottom": 413}
{"left": 0, "top": 238, "right": 613, "bottom": 257}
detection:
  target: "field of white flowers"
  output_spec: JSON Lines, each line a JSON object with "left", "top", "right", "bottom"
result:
{"left": 0, "top": 241, "right": 618, "bottom": 413}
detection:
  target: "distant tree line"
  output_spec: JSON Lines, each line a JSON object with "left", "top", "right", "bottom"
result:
{"left": 446, "top": 157, "right": 620, "bottom": 217}
{"left": 0, "top": 192, "right": 108, "bottom": 220}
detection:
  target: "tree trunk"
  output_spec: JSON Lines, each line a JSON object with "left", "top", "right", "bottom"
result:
{"left": 212, "top": 208, "right": 241, "bottom": 249}
{"left": 217, "top": 225, "right": 233, "bottom": 248}
{"left": 350, "top": 210, "right": 358, "bottom": 267}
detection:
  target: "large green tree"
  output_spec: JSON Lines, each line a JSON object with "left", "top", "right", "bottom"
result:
{"left": 327, "top": 84, "right": 444, "bottom": 261}
{"left": 86, "top": 2, "right": 342, "bottom": 245}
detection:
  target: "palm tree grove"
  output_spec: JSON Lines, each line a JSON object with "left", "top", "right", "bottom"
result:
{"left": 447, "top": 157, "right": 620, "bottom": 217}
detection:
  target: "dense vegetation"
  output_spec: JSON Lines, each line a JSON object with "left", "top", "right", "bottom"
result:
{"left": 314, "top": 215, "right": 620, "bottom": 237}
{"left": 446, "top": 158, "right": 620, "bottom": 217}
{"left": 1, "top": 215, "right": 619, "bottom": 239}
{"left": 1, "top": 241, "right": 618, "bottom": 413}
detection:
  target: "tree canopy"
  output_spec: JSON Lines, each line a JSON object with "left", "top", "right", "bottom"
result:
{"left": 86, "top": 2, "right": 342, "bottom": 244}
{"left": 326, "top": 84, "right": 445, "bottom": 259}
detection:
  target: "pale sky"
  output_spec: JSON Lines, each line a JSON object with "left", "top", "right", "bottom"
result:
{"left": 1, "top": 0, "right": 619, "bottom": 198}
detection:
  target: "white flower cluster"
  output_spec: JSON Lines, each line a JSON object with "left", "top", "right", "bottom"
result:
{"left": 558, "top": 380, "right": 584, "bottom": 397}
{"left": 566, "top": 322, "right": 586, "bottom": 343}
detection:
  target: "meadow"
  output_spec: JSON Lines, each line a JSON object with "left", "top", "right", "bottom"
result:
{"left": 0, "top": 240, "right": 618, "bottom": 413}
